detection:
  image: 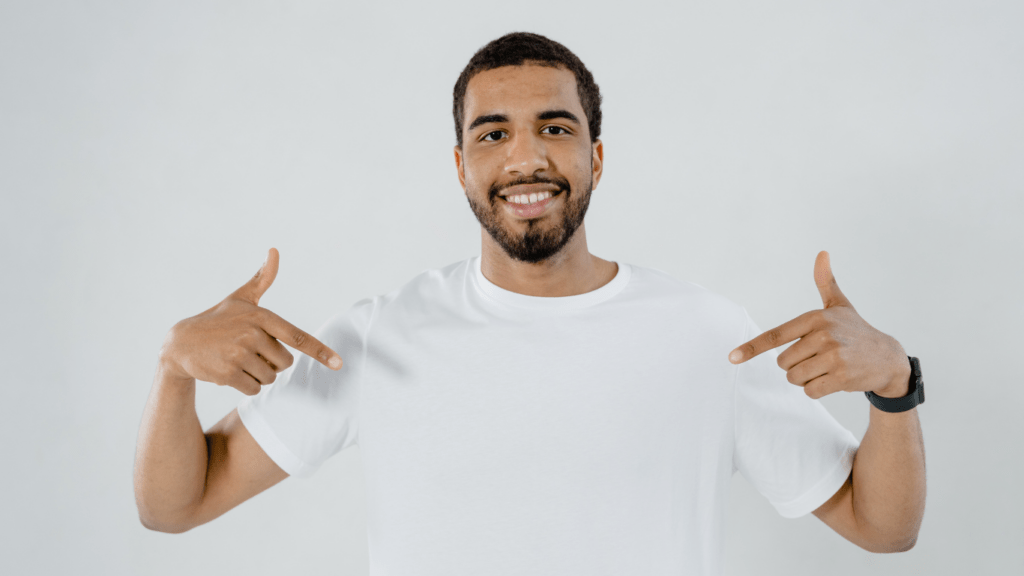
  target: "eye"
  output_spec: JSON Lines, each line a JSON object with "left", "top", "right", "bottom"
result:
{"left": 481, "top": 130, "right": 506, "bottom": 142}
{"left": 543, "top": 126, "right": 571, "bottom": 136}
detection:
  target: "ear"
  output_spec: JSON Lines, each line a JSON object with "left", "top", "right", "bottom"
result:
{"left": 591, "top": 139, "right": 603, "bottom": 190}
{"left": 454, "top": 144, "right": 466, "bottom": 190}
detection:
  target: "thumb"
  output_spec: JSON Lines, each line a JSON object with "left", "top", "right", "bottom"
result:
{"left": 233, "top": 247, "right": 279, "bottom": 306}
{"left": 814, "top": 250, "right": 853, "bottom": 309}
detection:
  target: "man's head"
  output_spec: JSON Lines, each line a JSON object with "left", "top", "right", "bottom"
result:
{"left": 453, "top": 32, "right": 605, "bottom": 264}
{"left": 453, "top": 32, "right": 602, "bottom": 150}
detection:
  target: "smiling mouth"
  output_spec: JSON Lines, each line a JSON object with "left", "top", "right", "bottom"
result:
{"left": 497, "top": 189, "right": 564, "bottom": 219}
{"left": 497, "top": 189, "right": 563, "bottom": 204}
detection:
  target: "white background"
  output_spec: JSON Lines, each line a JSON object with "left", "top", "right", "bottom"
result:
{"left": 1, "top": 1, "right": 1021, "bottom": 574}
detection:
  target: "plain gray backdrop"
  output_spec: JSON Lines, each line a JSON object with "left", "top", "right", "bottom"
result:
{"left": 1, "top": 0, "right": 1021, "bottom": 574}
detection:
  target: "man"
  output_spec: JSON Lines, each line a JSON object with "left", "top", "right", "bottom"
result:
{"left": 135, "top": 32, "right": 926, "bottom": 574}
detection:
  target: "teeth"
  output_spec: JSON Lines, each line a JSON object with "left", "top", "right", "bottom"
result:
{"left": 508, "top": 191, "right": 552, "bottom": 205}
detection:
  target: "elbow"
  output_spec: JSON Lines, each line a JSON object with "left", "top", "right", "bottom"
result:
{"left": 864, "top": 534, "right": 917, "bottom": 554}
{"left": 139, "top": 514, "right": 167, "bottom": 533}
{"left": 856, "top": 516, "right": 918, "bottom": 553}
{"left": 854, "top": 506, "right": 921, "bottom": 554}
{"left": 135, "top": 493, "right": 201, "bottom": 534}
{"left": 139, "top": 514, "right": 194, "bottom": 534}
{"left": 893, "top": 535, "right": 917, "bottom": 553}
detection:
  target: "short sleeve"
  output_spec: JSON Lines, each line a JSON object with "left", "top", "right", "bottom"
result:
{"left": 732, "top": 307, "right": 860, "bottom": 518}
{"left": 236, "top": 297, "right": 377, "bottom": 479}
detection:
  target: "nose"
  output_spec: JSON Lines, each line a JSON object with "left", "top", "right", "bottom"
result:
{"left": 503, "top": 131, "right": 549, "bottom": 177}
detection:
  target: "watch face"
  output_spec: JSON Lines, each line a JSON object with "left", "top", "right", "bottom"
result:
{"left": 909, "top": 357, "right": 924, "bottom": 404}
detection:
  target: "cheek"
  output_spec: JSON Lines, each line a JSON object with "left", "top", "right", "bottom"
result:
{"left": 562, "top": 154, "right": 591, "bottom": 185}
{"left": 563, "top": 144, "right": 592, "bottom": 171}
{"left": 461, "top": 155, "right": 490, "bottom": 190}
{"left": 463, "top": 172, "right": 489, "bottom": 195}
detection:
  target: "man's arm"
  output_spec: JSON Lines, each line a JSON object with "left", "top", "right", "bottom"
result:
{"left": 134, "top": 361, "right": 211, "bottom": 531}
{"left": 134, "top": 359, "right": 289, "bottom": 533}
{"left": 812, "top": 368, "right": 925, "bottom": 553}
{"left": 850, "top": 365, "right": 926, "bottom": 552}
{"left": 135, "top": 247, "right": 343, "bottom": 531}
{"left": 729, "top": 251, "right": 926, "bottom": 551}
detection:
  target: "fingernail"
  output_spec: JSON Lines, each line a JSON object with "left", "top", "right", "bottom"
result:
{"left": 729, "top": 349, "right": 743, "bottom": 363}
{"left": 329, "top": 356, "right": 342, "bottom": 370}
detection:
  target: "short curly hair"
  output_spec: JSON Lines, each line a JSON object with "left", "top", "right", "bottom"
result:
{"left": 452, "top": 32, "right": 603, "bottom": 149}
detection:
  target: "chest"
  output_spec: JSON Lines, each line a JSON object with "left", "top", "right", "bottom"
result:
{"left": 358, "top": 313, "right": 734, "bottom": 476}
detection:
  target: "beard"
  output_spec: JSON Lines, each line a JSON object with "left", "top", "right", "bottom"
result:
{"left": 465, "top": 171, "right": 593, "bottom": 264}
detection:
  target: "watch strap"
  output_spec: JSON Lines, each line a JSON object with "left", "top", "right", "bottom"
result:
{"left": 864, "top": 356, "right": 924, "bottom": 413}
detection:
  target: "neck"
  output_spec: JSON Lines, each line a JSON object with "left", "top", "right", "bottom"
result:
{"left": 479, "top": 223, "right": 618, "bottom": 297}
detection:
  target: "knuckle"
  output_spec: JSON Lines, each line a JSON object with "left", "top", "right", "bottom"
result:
{"left": 764, "top": 330, "right": 781, "bottom": 346}
{"left": 229, "top": 330, "right": 247, "bottom": 348}
{"left": 291, "top": 331, "right": 308, "bottom": 348}
{"left": 824, "top": 348, "right": 837, "bottom": 366}
{"left": 224, "top": 362, "right": 241, "bottom": 382}
{"left": 822, "top": 312, "right": 838, "bottom": 329}
{"left": 251, "top": 324, "right": 268, "bottom": 341}
{"left": 214, "top": 357, "right": 232, "bottom": 378}
{"left": 227, "top": 346, "right": 245, "bottom": 363}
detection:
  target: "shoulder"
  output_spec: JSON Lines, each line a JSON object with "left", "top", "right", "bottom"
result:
{"left": 316, "top": 262, "right": 468, "bottom": 338}
{"left": 625, "top": 263, "right": 747, "bottom": 323}
{"left": 362, "top": 257, "right": 472, "bottom": 317}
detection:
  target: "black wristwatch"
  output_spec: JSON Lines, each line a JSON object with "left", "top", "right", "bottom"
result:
{"left": 864, "top": 356, "right": 925, "bottom": 413}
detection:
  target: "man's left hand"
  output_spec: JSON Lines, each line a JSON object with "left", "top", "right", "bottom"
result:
{"left": 728, "top": 251, "right": 911, "bottom": 400}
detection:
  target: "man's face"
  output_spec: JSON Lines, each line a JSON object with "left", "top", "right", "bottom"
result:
{"left": 455, "top": 64, "right": 603, "bottom": 264}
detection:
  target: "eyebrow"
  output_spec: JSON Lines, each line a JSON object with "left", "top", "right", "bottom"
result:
{"left": 467, "top": 109, "right": 582, "bottom": 133}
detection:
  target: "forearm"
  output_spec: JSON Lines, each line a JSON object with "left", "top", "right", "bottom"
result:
{"left": 133, "top": 357, "right": 209, "bottom": 532}
{"left": 852, "top": 370, "right": 927, "bottom": 552}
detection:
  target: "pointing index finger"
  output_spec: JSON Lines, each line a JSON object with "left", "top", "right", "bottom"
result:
{"left": 729, "top": 311, "right": 815, "bottom": 364}
{"left": 257, "top": 308, "right": 343, "bottom": 370}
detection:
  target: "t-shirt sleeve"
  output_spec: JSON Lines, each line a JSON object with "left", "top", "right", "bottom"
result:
{"left": 236, "top": 297, "right": 377, "bottom": 479}
{"left": 732, "top": 307, "right": 861, "bottom": 519}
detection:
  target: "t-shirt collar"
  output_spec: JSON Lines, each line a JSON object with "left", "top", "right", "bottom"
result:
{"left": 471, "top": 254, "right": 631, "bottom": 311}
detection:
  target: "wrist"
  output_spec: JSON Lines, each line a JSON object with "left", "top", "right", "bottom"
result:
{"left": 157, "top": 354, "right": 195, "bottom": 387}
{"left": 875, "top": 356, "right": 912, "bottom": 398}
{"left": 157, "top": 326, "right": 195, "bottom": 385}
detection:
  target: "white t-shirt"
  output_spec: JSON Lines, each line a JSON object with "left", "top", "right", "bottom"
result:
{"left": 237, "top": 255, "right": 859, "bottom": 576}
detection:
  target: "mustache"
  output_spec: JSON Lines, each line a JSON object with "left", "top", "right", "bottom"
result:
{"left": 490, "top": 175, "right": 572, "bottom": 198}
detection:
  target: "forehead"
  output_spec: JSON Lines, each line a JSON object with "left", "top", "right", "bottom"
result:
{"left": 464, "top": 64, "right": 582, "bottom": 123}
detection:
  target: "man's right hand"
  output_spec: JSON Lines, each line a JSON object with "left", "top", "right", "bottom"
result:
{"left": 159, "top": 247, "right": 343, "bottom": 396}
